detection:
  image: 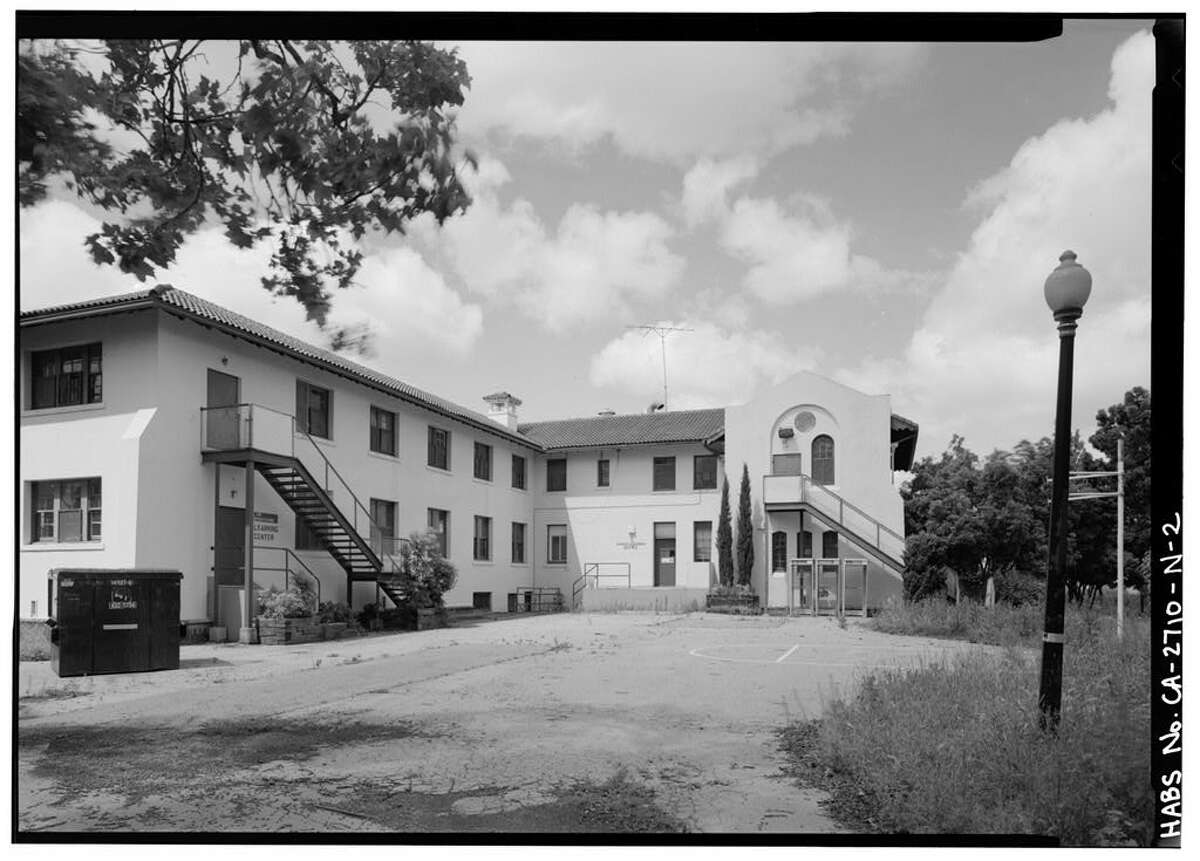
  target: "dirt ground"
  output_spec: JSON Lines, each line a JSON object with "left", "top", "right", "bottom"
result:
{"left": 17, "top": 611, "right": 982, "bottom": 835}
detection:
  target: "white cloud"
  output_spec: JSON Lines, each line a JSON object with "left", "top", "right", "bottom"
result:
{"left": 589, "top": 320, "right": 822, "bottom": 410}
{"left": 453, "top": 42, "right": 924, "bottom": 163}
{"left": 837, "top": 31, "right": 1154, "bottom": 456}
{"left": 426, "top": 158, "right": 685, "bottom": 332}
{"left": 19, "top": 199, "right": 483, "bottom": 364}
{"left": 680, "top": 156, "right": 759, "bottom": 228}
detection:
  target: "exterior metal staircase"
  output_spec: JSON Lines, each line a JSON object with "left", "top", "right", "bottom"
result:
{"left": 201, "top": 403, "right": 408, "bottom": 607}
{"left": 764, "top": 473, "right": 906, "bottom": 577}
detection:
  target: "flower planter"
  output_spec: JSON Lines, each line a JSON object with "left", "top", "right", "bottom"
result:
{"left": 256, "top": 615, "right": 321, "bottom": 645}
{"left": 705, "top": 593, "right": 763, "bottom": 615}
{"left": 416, "top": 607, "right": 447, "bottom": 630}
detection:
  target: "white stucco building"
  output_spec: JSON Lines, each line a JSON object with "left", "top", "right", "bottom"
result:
{"left": 19, "top": 287, "right": 918, "bottom": 633}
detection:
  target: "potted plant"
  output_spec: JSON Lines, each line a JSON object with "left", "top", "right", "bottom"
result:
{"left": 256, "top": 581, "right": 320, "bottom": 645}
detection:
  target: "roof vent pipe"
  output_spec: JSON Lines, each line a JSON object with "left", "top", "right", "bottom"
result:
{"left": 598, "top": 409, "right": 616, "bottom": 416}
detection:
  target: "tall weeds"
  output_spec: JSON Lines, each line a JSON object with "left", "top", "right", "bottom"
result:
{"left": 785, "top": 605, "right": 1152, "bottom": 844}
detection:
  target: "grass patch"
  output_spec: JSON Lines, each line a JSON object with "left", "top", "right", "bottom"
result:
{"left": 781, "top": 607, "right": 1151, "bottom": 845}
{"left": 870, "top": 595, "right": 1142, "bottom": 648}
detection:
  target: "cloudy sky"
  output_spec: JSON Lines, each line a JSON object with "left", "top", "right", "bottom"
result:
{"left": 20, "top": 20, "right": 1156, "bottom": 459}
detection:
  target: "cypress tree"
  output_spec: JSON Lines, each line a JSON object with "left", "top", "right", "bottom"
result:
{"left": 716, "top": 475, "right": 734, "bottom": 586}
{"left": 735, "top": 463, "right": 755, "bottom": 587}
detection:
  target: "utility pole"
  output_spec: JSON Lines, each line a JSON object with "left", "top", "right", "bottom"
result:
{"left": 1067, "top": 433, "right": 1125, "bottom": 639}
{"left": 626, "top": 324, "right": 693, "bottom": 411}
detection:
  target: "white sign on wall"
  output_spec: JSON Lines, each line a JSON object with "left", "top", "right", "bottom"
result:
{"left": 253, "top": 511, "right": 279, "bottom": 544}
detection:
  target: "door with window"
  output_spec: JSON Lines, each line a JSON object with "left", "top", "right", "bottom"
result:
{"left": 206, "top": 370, "right": 241, "bottom": 449}
{"left": 653, "top": 522, "right": 676, "bottom": 587}
{"left": 213, "top": 505, "right": 245, "bottom": 641}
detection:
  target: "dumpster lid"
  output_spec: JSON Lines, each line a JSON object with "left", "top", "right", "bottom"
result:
{"left": 49, "top": 568, "right": 183, "bottom": 581}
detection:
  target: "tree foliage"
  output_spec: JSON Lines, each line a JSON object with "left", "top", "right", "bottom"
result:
{"left": 902, "top": 388, "right": 1150, "bottom": 606}
{"left": 18, "top": 38, "right": 473, "bottom": 328}
{"left": 735, "top": 463, "right": 755, "bottom": 588}
{"left": 716, "top": 474, "right": 734, "bottom": 587}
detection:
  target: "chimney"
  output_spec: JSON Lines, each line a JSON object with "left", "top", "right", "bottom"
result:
{"left": 482, "top": 391, "right": 522, "bottom": 431}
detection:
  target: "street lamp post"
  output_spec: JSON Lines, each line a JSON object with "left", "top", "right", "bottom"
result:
{"left": 1039, "top": 250, "right": 1092, "bottom": 730}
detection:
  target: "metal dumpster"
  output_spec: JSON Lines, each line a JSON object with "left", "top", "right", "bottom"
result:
{"left": 48, "top": 569, "right": 183, "bottom": 677}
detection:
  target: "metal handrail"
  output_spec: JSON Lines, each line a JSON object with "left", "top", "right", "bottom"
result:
{"left": 798, "top": 474, "right": 904, "bottom": 543}
{"left": 582, "top": 561, "right": 633, "bottom": 589}
{"left": 252, "top": 545, "right": 322, "bottom": 609}
{"left": 293, "top": 423, "right": 381, "bottom": 548}
{"left": 200, "top": 402, "right": 394, "bottom": 565}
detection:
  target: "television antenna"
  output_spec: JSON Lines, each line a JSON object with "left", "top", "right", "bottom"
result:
{"left": 626, "top": 324, "right": 693, "bottom": 411}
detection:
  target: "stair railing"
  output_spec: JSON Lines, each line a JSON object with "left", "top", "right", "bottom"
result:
{"left": 582, "top": 562, "right": 632, "bottom": 589}
{"left": 795, "top": 474, "right": 906, "bottom": 564}
{"left": 292, "top": 423, "right": 383, "bottom": 549}
{"left": 251, "top": 545, "right": 322, "bottom": 611}
{"left": 571, "top": 575, "right": 588, "bottom": 609}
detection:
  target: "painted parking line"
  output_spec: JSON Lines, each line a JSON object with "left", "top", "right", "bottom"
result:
{"left": 689, "top": 642, "right": 964, "bottom": 666}
{"left": 775, "top": 644, "right": 800, "bottom": 663}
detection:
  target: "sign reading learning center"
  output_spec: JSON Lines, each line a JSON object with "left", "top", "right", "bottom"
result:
{"left": 253, "top": 511, "right": 278, "bottom": 544}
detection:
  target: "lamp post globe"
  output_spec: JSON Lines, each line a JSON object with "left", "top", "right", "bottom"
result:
{"left": 1044, "top": 250, "right": 1092, "bottom": 319}
{"left": 1038, "top": 249, "right": 1092, "bottom": 730}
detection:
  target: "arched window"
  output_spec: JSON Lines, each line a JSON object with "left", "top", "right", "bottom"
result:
{"left": 822, "top": 530, "right": 840, "bottom": 559}
{"left": 771, "top": 531, "right": 788, "bottom": 572}
{"left": 812, "top": 435, "right": 835, "bottom": 485}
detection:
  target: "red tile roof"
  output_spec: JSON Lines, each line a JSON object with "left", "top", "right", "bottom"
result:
{"left": 20, "top": 286, "right": 542, "bottom": 450}
{"left": 519, "top": 408, "right": 725, "bottom": 450}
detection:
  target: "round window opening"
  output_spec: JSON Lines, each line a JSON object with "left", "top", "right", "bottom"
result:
{"left": 794, "top": 411, "right": 816, "bottom": 432}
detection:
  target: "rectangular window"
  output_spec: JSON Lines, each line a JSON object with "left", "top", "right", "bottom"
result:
{"left": 474, "top": 515, "right": 492, "bottom": 561}
{"left": 369, "top": 406, "right": 397, "bottom": 456}
{"left": 428, "top": 426, "right": 450, "bottom": 470}
{"left": 597, "top": 458, "right": 610, "bottom": 487}
{"left": 369, "top": 498, "right": 396, "bottom": 555}
{"left": 474, "top": 442, "right": 493, "bottom": 481}
{"left": 693, "top": 455, "right": 718, "bottom": 490}
{"left": 512, "top": 454, "right": 527, "bottom": 489}
{"left": 547, "top": 524, "right": 568, "bottom": 564}
{"left": 547, "top": 458, "right": 567, "bottom": 492}
{"left": 296, "top": 380, "right": 332, "bottom": 439}
{"left": 30, "top": 343, "right": 103, "bottom": 409}
{"left": 693, "top": 521, "right": 713, "bottom": 562}
{"left": 31, "top": 478, "right": 102, "bottom": 543}
{"left": 772, "top": 453, "right": 803, "bottom": 476}
{"left": 653, "top": 456, "right": 676, "bottom": 491}
{"left": 512, "top": 522, "right": 526, "bottom": 564}
{"left": 428, "top": 508, "right": 449, "bottom": 557}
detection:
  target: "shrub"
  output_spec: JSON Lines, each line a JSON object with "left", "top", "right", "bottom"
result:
{"left": 995, "top": 568, "right": 1045, "bottom": 606}
{"left": 355, "top": 602, "right": 379, "bottom": 629}
{"left": 317, "top": 601, "right": 351, "bottom": 624}
{"left": 256, "top": 582, "right": 317, "bottom": 619}
{"left": 393, "top": 530, "right": 457, "bottom": 608}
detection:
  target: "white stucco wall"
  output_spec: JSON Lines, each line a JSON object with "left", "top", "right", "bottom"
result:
{"left": 18, "top": 312, "right": 161, "bottom": 618}
{"left": 723, "top": 371, "right": 906, "bottom": 603}
{"left": 531, "top": 444, "right": 723, "bottom": 593}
